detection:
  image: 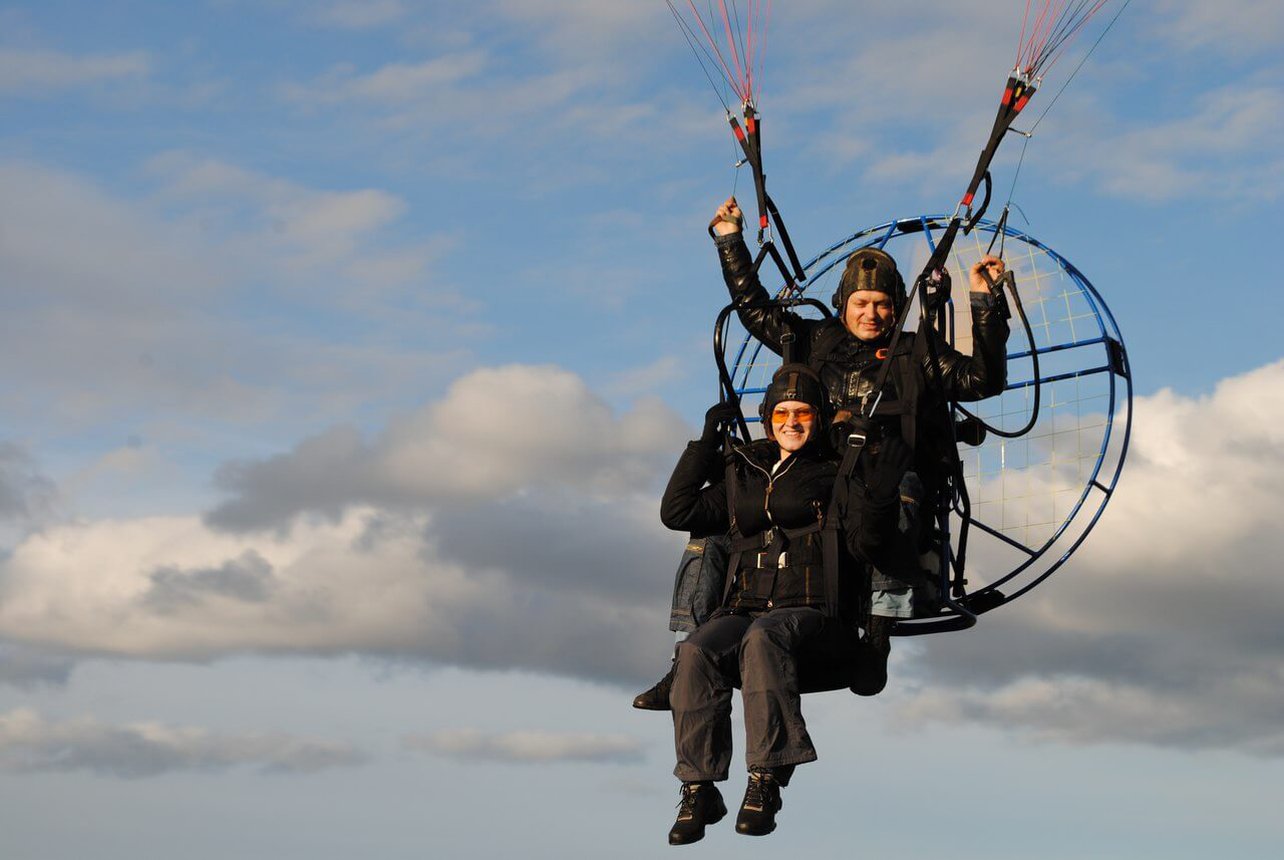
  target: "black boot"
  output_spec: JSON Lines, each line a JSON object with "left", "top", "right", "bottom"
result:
{"left": 850, "top": 615, "right": 893, "bottom": 697}
{"left": 633, "top": 661, "right": 675, "bottom": 711}
{"left": 668, "top": 782, "right": 727, "bottom": 845}
{"left": 734, "top": 769, "right": 782, "bottom": 836}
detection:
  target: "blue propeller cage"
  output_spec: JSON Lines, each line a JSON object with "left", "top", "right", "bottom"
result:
{"left": 724, "top": 216, "right": 1132, "bottom": 632}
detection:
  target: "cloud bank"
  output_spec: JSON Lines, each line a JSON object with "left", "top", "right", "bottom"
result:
{"left": 0, "top": 709, "right": 364, "bottom": 778}
{"left": 903, "top": 359, "right": 1284, "bottom": 756}
{"left": 0, "top": 363, "right": 684, "bottom": 685}
{"left": 4, "top": 360, "right": 1284, "bottom": 758}
{"left": 406, "top": 728, "right": 646, "bottom": 765}
{"left": 206, "top": 363, "right": 678, "bottom": 531}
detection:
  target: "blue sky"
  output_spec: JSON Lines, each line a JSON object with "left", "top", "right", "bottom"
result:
{"left": 2, "top": 2, "right": 1283, "bottom": 857}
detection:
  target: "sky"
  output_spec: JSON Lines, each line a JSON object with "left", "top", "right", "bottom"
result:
{"left": 1, "top": 1, "right": 1283, "bottom": 857}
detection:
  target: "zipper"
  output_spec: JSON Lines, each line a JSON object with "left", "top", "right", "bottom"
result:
{"left": 734, "top": 447, "right": 798, "bottom": 527}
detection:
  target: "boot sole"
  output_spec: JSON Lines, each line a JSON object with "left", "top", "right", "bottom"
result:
{"left": 632, "top": 697, "right": 673, "bottom": 711}
{"left": 735, "top": 820, "right": 777, "bottom": 836}
{"left": 735, "top": 797, "right": 781, "bottom": 836}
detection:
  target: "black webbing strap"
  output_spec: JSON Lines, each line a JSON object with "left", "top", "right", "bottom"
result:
{"left": 818, "top": 433, "right": 868, "bottom": 618}
{"left": 820, "top": 520, "right": 842, "bottom": 619}
{"left": 720, "top": 445, "right": 742, "bottom": 608}
{"left": 902, "top": 333, "right": 929, "bottom": 450}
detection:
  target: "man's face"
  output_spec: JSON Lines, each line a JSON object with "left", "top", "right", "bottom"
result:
{"left": 843, "top": 290, "right": 896, "bottom": 341}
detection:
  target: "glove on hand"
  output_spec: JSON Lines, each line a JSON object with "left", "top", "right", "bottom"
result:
{"left": 830, "top": 410, "right": 874, "bottom": 453}
{"left": 918, "top": 267, "right": 952, "bottom": 314}
{"left": 860, "top": 435, "right": 913, "bottom": 504}
{"left": 701, "top": 400, "right": 743, "bottom": 443}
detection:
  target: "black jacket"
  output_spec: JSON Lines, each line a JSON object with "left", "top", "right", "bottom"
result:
{"left": 715, "top": 233, "right": 1010, "bottom": 414}
{"left": 660, "top": 438, "right": 900, "bottom": 617}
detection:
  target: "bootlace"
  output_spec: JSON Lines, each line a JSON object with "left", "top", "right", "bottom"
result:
{"left": 742, "top": 771, "right": 778, "bottom": 811}
{"left": 676, "top": 783, "right": 703, "bottom": 818}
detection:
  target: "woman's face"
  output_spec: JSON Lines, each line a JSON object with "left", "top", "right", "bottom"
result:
{"left": 768, "top": 399, "right": 816, "bottom": 454}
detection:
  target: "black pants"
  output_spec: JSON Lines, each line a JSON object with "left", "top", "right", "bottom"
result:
{"left": 670, "top": 607, "right": 826, "bottom": 782}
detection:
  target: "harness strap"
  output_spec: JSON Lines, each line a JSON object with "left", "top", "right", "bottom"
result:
{"left": 730, "top": 531, "right": 774, "bottom": 553}
{"left": 898, "top": 340, "right": 923, "bottom": 450}
{"left": 814, "top": 434, "right": 869, "bottom": 619}
{"left": 721, "top": 446, "right": 742, "bottom": 608}
{"left": 780, "top": 522, "right": 823, "bottom": 540}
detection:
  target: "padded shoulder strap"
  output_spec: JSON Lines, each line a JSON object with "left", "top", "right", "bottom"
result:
{"left": 807, "top": 320, "right": 849, "bottom": 369}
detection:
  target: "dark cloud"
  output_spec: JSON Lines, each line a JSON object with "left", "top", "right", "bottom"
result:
{"left": 0, "top": 443, "right": 57, "bottom": 522}
{"left": 430, "top": 489, "right": 673, "bottom": 603}
{"left": 206, "top": 426, "right": 370, "bottom": 532}
{"left": 205, "top": 365, "right": 677, "bottom": 533}
{"left": 0, "top": 643, "right": 76, "bottom": 689}
{"left": 143, "top": 550, "right": 277, "bottom": 614}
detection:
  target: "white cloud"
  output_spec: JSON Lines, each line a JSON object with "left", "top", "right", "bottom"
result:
{"left": 1052, "top": 85, "right": 1284, "bottom": 202}
{"left": 606, "top": 356, "right": 685, "bottom": 398}
{"left": 406, "top": 728, "right": 646, "bottom": 764}
{"left": 0, "top": 161, "right": 220, "bottom": 307}
{"left": 277, "top": 52, "right": 606, "bottom": 157}
{"left": 0, "top": 158, "right": 473, "bottom": 446}
{"left": 490, "top": 0, "right": 664, "bottom": 58}
{"left": 207, "top": 363, "right": 680, "bottom": 529}
{"left": 0, "top": 48, "right": 149, "bottom": 95}
{"left": 310, "top": 0, "right": 408, "bottom": 30}
{"left": 280, "top": 53, "right": 488, "bottom": 105}
{"left": 732, "top": 0, "right": 1284, "bottom": 205}
{"left": 270, "top": 3, "right": 680, "bottom": 182}
{"left": 0, "top": 509, "right": 439, "bottom": 657}
{"left": 1157, "top": 0, "right": 1284, "bottom": 52}
{"left": 0, "top": 708, "right": 364, "bottom": 778}
{"left": 142, "top": 152, "right": 419, "bottom": 276}
{"left": 0, "top": 363, "right": 683, "bottom": 681}
{"left": 0, "top": 501, "right": 673, "bottom": 681}
{"left": 6, "top": 335, "right": 1284, "bottom": 759}
{"left": 901, "top": 360, "right": 1284, "bottom": 756}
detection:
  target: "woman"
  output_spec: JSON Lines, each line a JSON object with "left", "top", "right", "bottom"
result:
{"left": 659, "top": 363, "right": 908, "bottom": 844}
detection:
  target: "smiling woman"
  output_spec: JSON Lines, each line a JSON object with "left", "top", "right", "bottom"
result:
{"left": 656, "top": 363, "right": 913, "bottom": 842}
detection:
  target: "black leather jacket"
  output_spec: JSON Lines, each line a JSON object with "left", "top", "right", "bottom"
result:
{"left": 715, "top": 233, "right": 1010, "bottom": 415}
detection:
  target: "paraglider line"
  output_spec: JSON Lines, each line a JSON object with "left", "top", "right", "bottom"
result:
{"left": 1025, "top": 0, "right": 1133, "bottom": 138}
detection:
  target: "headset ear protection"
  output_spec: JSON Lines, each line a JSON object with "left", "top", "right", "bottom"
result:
{"left": 758, "top": 364, "right": 827, "bottom": 438}
{"left": 758, "top": 398, "right": 774, "bottom": 438}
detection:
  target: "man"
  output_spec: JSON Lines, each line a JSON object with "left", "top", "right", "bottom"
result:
{"left": 711, "top": 196, "right": 1008, "bottom": 412}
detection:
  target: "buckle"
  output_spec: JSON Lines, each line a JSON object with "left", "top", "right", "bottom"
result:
{"left": 753, "top": 551, "right": 787, "bottom": 569}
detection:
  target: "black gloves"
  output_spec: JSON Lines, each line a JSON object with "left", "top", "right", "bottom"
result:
{"left": 700, "top": 400, "right": 743, "bottom": 444}
{"left": 918, "top": 267, "right": 952, "bottom": 314}
{"left": 829, "top": 410, "right": 870, "bottom": 453}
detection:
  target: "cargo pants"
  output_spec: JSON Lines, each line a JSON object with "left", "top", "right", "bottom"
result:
{"left": 670, "top": 606, "right": 825, "bottom": 782}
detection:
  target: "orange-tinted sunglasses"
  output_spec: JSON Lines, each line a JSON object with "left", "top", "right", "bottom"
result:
{"left": 770, "top": 406, "right": 816, "bottom": 424}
